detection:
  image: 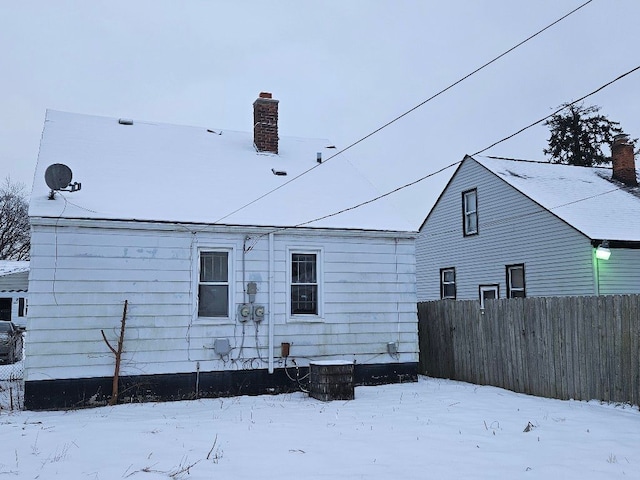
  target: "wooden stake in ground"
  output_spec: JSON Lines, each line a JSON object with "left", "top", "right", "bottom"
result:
{"left": 101, "top": 299, "right": 128, "bottom": 406}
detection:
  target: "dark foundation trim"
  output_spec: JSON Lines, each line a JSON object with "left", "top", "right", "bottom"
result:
{"left": 24, "top": 362, "right": 418, "bottom": 410}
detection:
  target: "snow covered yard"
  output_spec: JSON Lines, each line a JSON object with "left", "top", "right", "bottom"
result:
{"left": 0, "top": 376, "right": 637, "bottom": 479}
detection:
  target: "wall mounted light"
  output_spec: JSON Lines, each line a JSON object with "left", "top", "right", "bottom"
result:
{"left": 595, "top": 240, "right": 611, "bottom": 260}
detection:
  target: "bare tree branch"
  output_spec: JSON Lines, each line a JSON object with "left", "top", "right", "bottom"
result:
{"left": 0, "top": 177, "right": 30, "bottom": 260}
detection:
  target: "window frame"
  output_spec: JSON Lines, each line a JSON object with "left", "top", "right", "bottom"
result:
{"left": 506, "top": 263, "right": 526, "bottom": 298}
{"left": 462, "top": 188, "right": 479, "bottom": 236}
{"left": 479, "top": 284, "right": 499, "bottom": 308}
{"left": 287, "top": 247, "right": 323, "bottom": 321}
{"left": 195, "top": 246, "right": 234, "bottom": 322}
{"left": 440, "top": 267, "right": 456, "bottom": 299}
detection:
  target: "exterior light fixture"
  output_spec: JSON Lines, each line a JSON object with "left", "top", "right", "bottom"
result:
{"left": 595, "top": 240, "right": 611, "bottom": 260}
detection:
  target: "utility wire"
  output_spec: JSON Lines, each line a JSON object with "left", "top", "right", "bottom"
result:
{"left": 420, "top": 186, "right": 622, "bottom": 240}
{"left": 212, "top": 0, "right": 594, "bottom": 225}
{"left": 473, "top": 64, "right": 640, "bottom": 156}
{"left": 245, "top": 62, "right": 639, "bottom": 241}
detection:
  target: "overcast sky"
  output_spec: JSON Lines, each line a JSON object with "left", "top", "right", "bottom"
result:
{"left": 2, "top": 1, "right": 638, "bottom": 226}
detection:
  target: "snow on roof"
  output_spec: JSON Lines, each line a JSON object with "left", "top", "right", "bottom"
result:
{"left": 30, "top": 110, "right": 413, "bottom": 232}
{"left": 474, "top": 155, "right": 640, "bottom": 241}
{"left": 0, "top": 261, "right": 29, "bottom": 276}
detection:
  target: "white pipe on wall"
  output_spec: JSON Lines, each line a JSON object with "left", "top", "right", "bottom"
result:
{"left": 268, "top": 232, "right": 275, "bottom": 373}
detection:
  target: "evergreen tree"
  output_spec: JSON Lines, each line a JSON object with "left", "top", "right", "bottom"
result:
{"left": 543, "top": 103, "right": 624, "bottom": 167}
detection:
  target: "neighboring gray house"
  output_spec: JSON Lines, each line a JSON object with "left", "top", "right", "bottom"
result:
{"left": 26, "top": 94, "right": 418, "bottom": 409}
{"left": 0, "top": 261, "right": 29, "bottom": 328}
{"left": 417, "top": 134, "right": 640, "bottom": 305}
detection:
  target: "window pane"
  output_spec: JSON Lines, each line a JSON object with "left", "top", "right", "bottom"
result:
{"left": 464, "top": 191, "right": 476, "bottom": 213}
{"left": 510, "top": 267, "right": 524, "bottom": 288}
{"left": 200, "top": 252, "right": 228, "bottom": 282}
{"left": 291, "top": 285, "right": 318, "bottom": 314}
{"left": 511, "top": 290, "right": 525, "bottom": 298}
{"left": 443, "top": 284, "right": 455, "bottom": 298}
{"left": 292, "top": 254, "right": 316, "bottom": 283}
{"left": 198, "top": 285, "right": 229, "bottom": 317}
{"left": 482, "top": 289, "right": 496, "bottom": 300}
{"left": 443, "top": 270, "right": 454, "bottom": 283}
{"left": 466, "top": 212, "right": 477, "bottom": 233}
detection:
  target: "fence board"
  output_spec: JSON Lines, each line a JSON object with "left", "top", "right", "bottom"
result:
{"left": 418, "top": 294, "right": 640, "bottom": 406}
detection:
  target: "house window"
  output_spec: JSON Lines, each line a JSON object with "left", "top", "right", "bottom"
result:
{"left": 198, "top": 251, "right": 230, "bottom": 317}
{"left": 462, "top": 189, "right": 478, "bottom": 236}
{"left": 18, "top": 298, "right": 27, "bottom": 317}
{"left": 506, "top": 264, "right": 526, "bottom": 298}
{"left": 291, "top": 252, "right": 319, "bottom": 315}
{"left": 479, "top": 285, "right": 499, "bottom": 308}
{"left": 440, "top": 268, "right": 456, "bottom": 299}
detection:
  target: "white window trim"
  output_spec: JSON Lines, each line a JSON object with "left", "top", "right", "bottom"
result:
{"left": 286, "top": 246, "right": 324, "bottom": 322}
{"left": 463, "top": 189, "right": 478, "bottom": 236}
{"left": 507, "top": 264, "right": 526, "bottom": 298}
{"left": 479, "top": 285, "right": 499, "bottom": 309}
{"left": 193, "top": 245, "right": 235, "bottom": 324}
{"left": 440, "top": 267, "right": 456, "bottom": 299}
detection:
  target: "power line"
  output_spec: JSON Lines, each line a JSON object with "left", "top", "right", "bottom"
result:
{"left": 248, "top": 62, "right": 639, "bottom": 238}
{"left": 212, "top": 0, "right": 594, "bottom": 225}
{"left": 473, "top": 64, "right": 640, "bottom": 156}
{"left": 420, "top": 186, "right": 622, "bottom": 240}
{"left": 244, "top": 160, "right": 461, "bottom": 246}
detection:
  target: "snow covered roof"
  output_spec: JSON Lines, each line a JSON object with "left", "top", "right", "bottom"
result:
{"left": 30, "top": 110, "right": 413, "bottom": 232}
{"left": 0, "top": 261, "right": 29, "bottom": 276}
{"left": 473, "top": 155, "right": 640, "bottom": 241}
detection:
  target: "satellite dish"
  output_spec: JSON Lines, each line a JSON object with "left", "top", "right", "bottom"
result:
{"left": 44, "top": 163, "right": 81, "bottom": 199}
{"left": 45, "top": 163, "right": 73, "bottom": 190}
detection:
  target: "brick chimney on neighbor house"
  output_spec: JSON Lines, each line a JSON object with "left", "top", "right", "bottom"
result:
{"left": 253, "top": 92, "right": 279, "bottom": 154}
{"left": 611, "top": 133, "right": 638, "bottom": 187}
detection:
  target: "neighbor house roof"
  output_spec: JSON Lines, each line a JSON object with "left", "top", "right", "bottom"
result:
{"left": 30, "top": 110, "right": 413, "bottom": 232}
{"left": 473, "top": 155, "right": 640, "bottom": 242}
{"left": 0, "top": 261, "right": 29, "bottom": 277}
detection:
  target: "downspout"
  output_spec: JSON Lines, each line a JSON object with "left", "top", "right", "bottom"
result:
{"left": 243, "top": 236, "right": 249, "bottom": 304}
{"left": 268, "top": 232, "right": 275, "bottom": 373}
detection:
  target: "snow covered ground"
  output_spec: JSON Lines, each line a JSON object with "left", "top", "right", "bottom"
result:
{"left": 0, "top": 376, "right": 637, "bottom": 479}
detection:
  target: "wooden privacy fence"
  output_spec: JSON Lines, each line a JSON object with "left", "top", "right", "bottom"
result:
{"left": 418, "top": 295, "right": 640, "bottom": 406}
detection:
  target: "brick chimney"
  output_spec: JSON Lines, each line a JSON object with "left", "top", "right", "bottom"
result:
{"left": 253, "top": 92, "right": 279, "bottom": 154}
{"left": 611, "top": 133, "right": 638, "bottom": 187}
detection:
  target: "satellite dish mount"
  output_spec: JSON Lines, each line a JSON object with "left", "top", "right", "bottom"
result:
{"left": 44, "top": 163, "right": 82, "bottom": 200}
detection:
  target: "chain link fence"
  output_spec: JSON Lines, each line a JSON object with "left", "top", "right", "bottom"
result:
{"left": 0, "top": 331, "right": 24, "bottom": 411}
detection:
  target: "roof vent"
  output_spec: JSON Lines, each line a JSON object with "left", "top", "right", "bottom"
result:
{"left": 271, "top": 168, "right": 287, "bottom": 176}
{"left": 118, "top": 118, "right": 134, "bottom": 125}
{"left": 317, "top": 152, "right": 322, "bottom": 163}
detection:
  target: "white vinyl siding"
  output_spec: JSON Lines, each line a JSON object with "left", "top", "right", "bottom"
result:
{"left": 417, "top": 159, "right": 598, "bottom": 301}
{"left": 596, "top": 248, "right": 640, "bottom": 294}
{"left": 26, "top": 220, "right": 417, "bottom": 382}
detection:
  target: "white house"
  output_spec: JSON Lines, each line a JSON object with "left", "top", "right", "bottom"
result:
{"left": 0, "top": 261, "right": 29, "bottom": 328}
{"left": 417, "top": 134, "right": 640, "bottom": 305}
{"left": 26, "top": 94, "right": 418, "bottom": 409}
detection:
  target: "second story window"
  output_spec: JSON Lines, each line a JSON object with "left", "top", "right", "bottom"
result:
{"left": 462, "top": 188, "right": 478, "bottom": 236}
